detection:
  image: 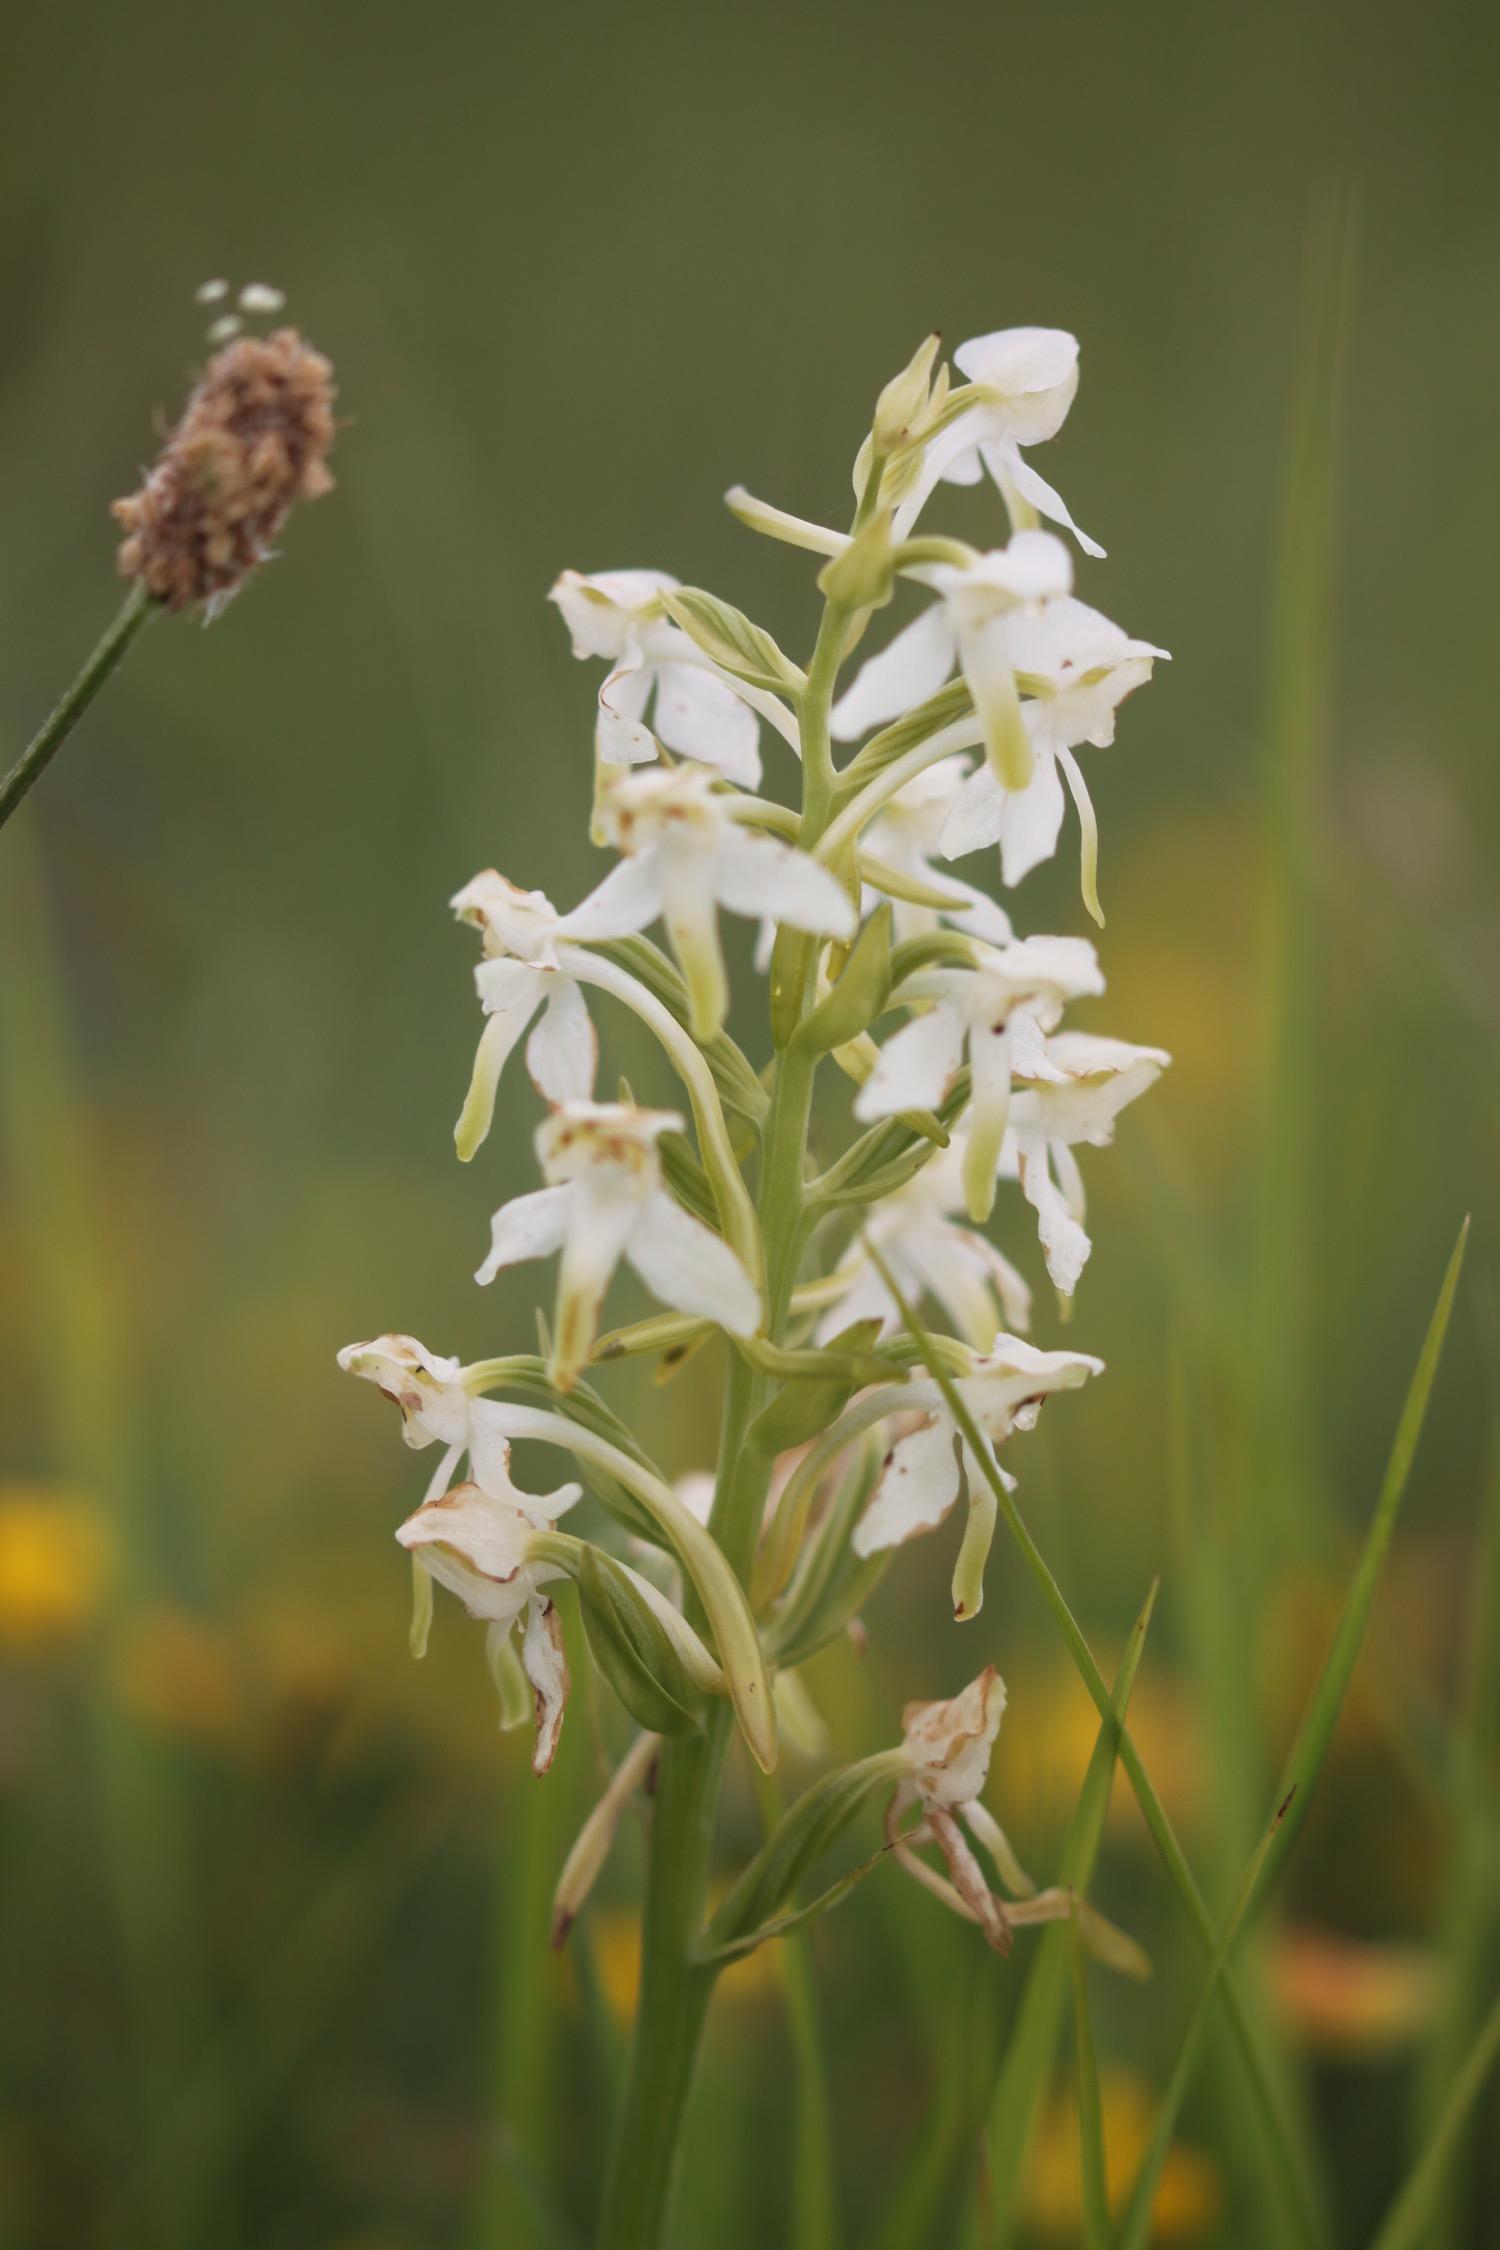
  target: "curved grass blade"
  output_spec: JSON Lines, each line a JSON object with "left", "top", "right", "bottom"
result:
{"left": 1113, "top": 1797, "right": 1292, "bottom": 2250}
{"left": 1070, "top": 1919, "right": 1110, "bottom": 2250}
{"left": 1253, "top": 1217, "right": 1468, "bottom": 1902}
{"left": 974, "top": 1585, "right": 1156, "bottom": 2250}
{"left": 867, "top": 1248, "right": 1325, "bottom": 2250}
{"left": 1368, "top": 1986, "right": 1500, "bottom": 2250}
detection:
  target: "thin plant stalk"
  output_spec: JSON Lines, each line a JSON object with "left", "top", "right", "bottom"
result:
{"left": 0, "top": 581, "right": 155, "bottom": 831}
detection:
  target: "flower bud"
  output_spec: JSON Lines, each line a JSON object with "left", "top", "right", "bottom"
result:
{"left": 872, "top": 333, "right": 942, "bottom": 455}
{"left": 577, "top": 1544, "right": 708, "bottom": 1736}
{"left": 112, "top": 328, "right": 336, "bottom": 613}
{"left": 817, "top": 509, "right": 894, "bottom": 611}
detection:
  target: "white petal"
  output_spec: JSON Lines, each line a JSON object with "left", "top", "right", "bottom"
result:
{"left": 555, "top": 852, "right": 664, "bottom": 942}
{"left": 1056, "top": 744, "right": 1102, "bottom": 927}
{"left": 1015, "top": 1135, "right": 1091, "bottom": 1294}
{"left": 714, "top": 827, "right": 856, "bottom": 938}
{"left": 1003, "top": 447, "right": 1106, "bottom": 560}
{"left": 597, "top": 643, "right": 659, "bottom": 765}
{"left": 813, "top": 1264, "right": 899, "bottom": 1346}
{"left": 522, "top": 1595, "right": 571, "bottom": 1774}
{"left": 939, "top": 761, "right": 1004, "bottom": 859}
{"left": 953, "top": 328, "right": 1081, "bottom": 443}
{"left": 854, "top": 1416, "right": 963, "bottom": 1553}
{"left": 995, "top": 746, "right": 1068, "bottom": 890}
{"left": 938, "top": 875, "right": 1014, "bottom": 946}
{"left": 854, "top": 1001, "right": 967, "bottom": 1121}
{"left": 830, "top": 605, "right": 957, "bottom": 741}
{"left": 476, "top": 1184, "right": 572, "bottom": 1285}
{"left": 396, "top": 1482, "right": 529, "bottom": 1623}
{"left": 901, "top": 1224, "right": 1019, "bottom": 1350}
{"left": 653, "top": 663, "right": 762, "bottom": 786}
{"left": 526, "top": 979, "right": 597, "bottom": 1104}
{"left": 626, "top": 1191, "right": 760, "bottom": 1335}
{"left": 552, "top": 1169, "right": 645, "bottom": 1386}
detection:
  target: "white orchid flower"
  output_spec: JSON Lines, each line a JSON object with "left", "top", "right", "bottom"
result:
{"left": 1002, "top": 1031, "right": 1170, "bottom": 1295}
{"left": 892, "top": 327, "right": 1103, "bottom": 558}
{"left": 448, "top": 872, "right": 598, "bottom": 1158}
{"left": 476, "top": 1101, "right": 761, "bottom": 1389}
{"left": 832, "top": 532, "right": 1073, "bottom": 796}
{"left": 336, "top": 1333, "right": 584, "bottom": 1771}
{"left": 852, "top": 1338, "right": 1102, "bottom": 1621}
{"left": 885, "top": 1667, "right": 1144, "bottom": 1969}
{"left": 814, "top": 1135, "right": 1030, "bottom": 1350}
{"left": 854, "top": 934, "right": 1105, "bottom": 1223}
{"left": 557, "top": 765, "right": 855, "bottom": 1038}
{"left": 550, "top": 567, "right": 791, "bottom": 784}
{"left": 939, "top": 598, "right": 1168, "bottom": 924}
{"left": 857, "top": 756, "right": 1013, "bottom": 946}
{"left": 884, "top": 1667, "right": 1032, "bottom": 1949}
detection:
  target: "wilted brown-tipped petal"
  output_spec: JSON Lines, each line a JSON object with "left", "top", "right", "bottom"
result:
{"left": 112, "top": 328, "right": 336, "bottom": 612}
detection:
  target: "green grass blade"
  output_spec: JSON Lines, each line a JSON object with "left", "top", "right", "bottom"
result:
{"left": 754, "top": 1769, "right": 841, "bottom": 2250}
{"left": 1113, "top": 1800, "right": 1290, "bottom": 2250}
{"left": 1070, "top": 1920, "right": 1110, "bottom": 2250}
{"left": 866, "top": 1250, "right": 1325, "bottom": 2250}
{"left": 1412, "top": 1299, "right": 1500, "bottom": 2244}
{"left": 976, "top": 1585, "right": 1156, "bottom": 2250}
{"left": 1254, "top": 1219, "right": 1468, "bottom": 1900}
{"left": 1368, "top": 1986, "right": 1500, "bottom": 2250}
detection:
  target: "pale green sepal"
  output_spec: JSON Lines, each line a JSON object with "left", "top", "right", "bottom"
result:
{"left": 659, "top": 587, "right": 806, "bottom": 697}
{"left": 872, "top": 333, "right": 942, "bottom": 454}
{"left": 485, "top": 1619, "right": 531, "bottom": 1731}
{"left": 951, "top": 1475, "right": 997, "bottom": 1623}
{"left": 409, "top": 1552, "right": 434, "bottom": 1659}
{"left": 816, "top": 509, "right": 894, "bottom": 611}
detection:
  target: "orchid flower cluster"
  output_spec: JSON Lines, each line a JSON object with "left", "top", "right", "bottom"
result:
{"left": 342, "top": 325, "right": 1168, "bottom": 2243}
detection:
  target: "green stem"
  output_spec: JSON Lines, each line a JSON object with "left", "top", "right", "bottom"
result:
{"left": 0, "top": 581, "right": 156, "bottom": 831}
{"left": 596, "top": 506, "right": 867, "bottom": 2246}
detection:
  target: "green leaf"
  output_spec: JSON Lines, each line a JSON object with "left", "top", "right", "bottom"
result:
{"left": 792, "top": 905, "right": 892, "bottom": 1055}
{"left": 1368, "top": 1986, "right": 1500, "bottom": 2250}
{"left": 829, "top": 680, "right": 974, "bottom": 807}
{"left": 659, "top": 586, "right": 806, "bottom": 695}
{"left": 576, "top": 1546, "right": 705, "bottom": 1736}
{"left": 978, "top": 1584, "right": 1156, "bottom": 2248}
{"left": 746, "top": 1321, "right": 886, "bottom": 1456}
{"left": 703, "top": 1753, "right": 906, "bottom": 1953}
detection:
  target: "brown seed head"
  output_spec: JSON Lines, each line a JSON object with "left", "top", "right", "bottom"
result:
{"left": 112, "top": 328, "right": 336, "bottom": 613}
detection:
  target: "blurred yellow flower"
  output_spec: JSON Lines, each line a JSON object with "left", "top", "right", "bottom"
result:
{"left": 113, "top": 1604, "right": 242, "bottom": 1744}
{"left": 1269, "top": 1923, "right": 1442, "bottom": 2059}
{"left": 0, "top": 1486, "right": 113, "bottom": 1647}
{"left": 993, "top": 1656, "right": 1201, "bottom": 1839}
{"left": 1023, "top": 2067, "right": 1222, "bottom": 2241}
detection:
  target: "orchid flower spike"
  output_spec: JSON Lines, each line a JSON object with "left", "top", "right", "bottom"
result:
{"left": 557, "top": 764, "right": 855, "bottom": 1038}
{"left": 336, "top": 1334, "right": 583, "bottom": 1771}
{"left": 940, "top": 598, "right": 1168, "bottom": 925}
{"left": 1003, "top": 1031, "right": 1170, "bottom": 1294}
{"left": 885, "top": 1667, "right": 1025, "bottom": 1951}
{"left": 859, "top": 756, "right": 1014, "bottom": 945}
{"left": 853, "top": 1339, "right": 1102, "bottom": 1619}
{"left": 834, "top": 531, "right": 1073, "bottom": 797}
{"left": 855, "top": 934, "right": 1105, "bottom": 1223}
{"left": 449, "top": 872, "right": 597, "bottom": 1157}
{"left": 476, "top": 1101, "right": 761, "bottom": 1388}
{"left": 814, "top": 1135, "right": 1031, "bottom": 1351}
{"left": 892, "top": 327, "right": 1102, "bottom": 557}
{"left": 550, "top": 567, "right": 783, "bottom": 784}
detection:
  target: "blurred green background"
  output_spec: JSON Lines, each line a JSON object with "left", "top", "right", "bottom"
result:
{"left": 1, "top": 2, "right": 1498, "bottom": 2245}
